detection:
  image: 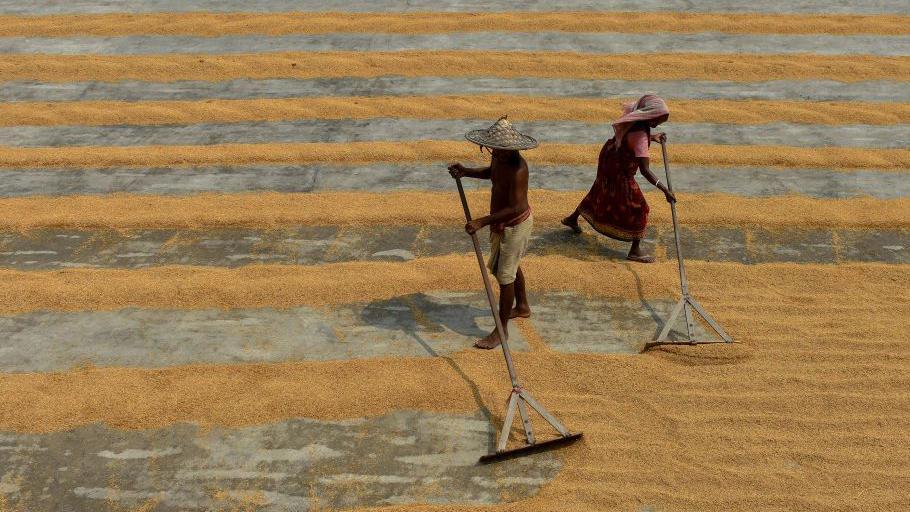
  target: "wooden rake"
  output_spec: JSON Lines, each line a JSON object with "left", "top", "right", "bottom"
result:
{"left": 645, "top": 139, "right": 734, "bottom": 349}
{"left": 453, "top": 175, "right": 582, "bottom": 464}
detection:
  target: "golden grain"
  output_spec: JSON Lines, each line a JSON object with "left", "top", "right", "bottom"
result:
{"left": 4, "top": 97, "right": 908, "bottom": 126}
{"left": 0, "top": 12, "right": 906, "bottom": 36}
{"left": 2, "top": 52, "right": 906, "bottom": 82}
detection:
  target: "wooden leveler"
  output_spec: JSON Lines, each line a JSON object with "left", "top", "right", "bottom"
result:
{"left": 453, "top": 176, "right": 582, "bottom": 464}
{"left": 645, "top": 139, "right": 734, "bottom": 349}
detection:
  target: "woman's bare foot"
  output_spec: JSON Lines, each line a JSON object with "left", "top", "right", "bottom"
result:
{"left": 474, "top": 331, "right": 502, "bottom": 350}
{"left": 509, "top": 305, "right": 531, "bottom": 319}
{"left": 627, "top": 239, "right": 653, "bottom": 263}
{"left": 561, "top": 216, "right": 582, "bottom": 234}
{"left": 626, "top": 254, "right": 655, "bottom": 263}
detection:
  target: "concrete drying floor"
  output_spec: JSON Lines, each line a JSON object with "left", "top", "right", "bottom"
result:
{"left": 1, "top": 2, "right": 908, "bottom": 511}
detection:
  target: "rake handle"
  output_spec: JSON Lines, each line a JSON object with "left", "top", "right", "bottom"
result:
{"left": 660, "top": 139, "right": 696, "bottom": 338}
{"left": 453, "top": 175, "right": 520, "bottom": 388}
{"left": 660, "top": 139, "right": 689, "bottom": 296}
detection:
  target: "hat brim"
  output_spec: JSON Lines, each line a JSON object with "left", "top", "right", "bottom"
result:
{"left": 465, "top": 130, "right": 539, "bottom": 151}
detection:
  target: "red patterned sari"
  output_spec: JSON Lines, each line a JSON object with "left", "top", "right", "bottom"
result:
{"left": 577, "top": 128, "right": 650, "bottom": 242}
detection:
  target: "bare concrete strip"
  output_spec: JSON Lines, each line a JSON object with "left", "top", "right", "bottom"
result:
{"left": 531, "top": 292, "right": 710, "bottom": 353}
{"left": 0, "top": 165, "right": 317, "bottom": 196}
{"left": 0, "top": 0, "right": 906, "bottom": 15}
{"left": 0, "top": 291, "right": 693, "bottom": 374}
{"left": 0, "top": 226, "right": 905, "bottom": 272}
{"left": 312, "top": 164, "right": 910, "bottom": 200}
{"left": 1, "top": 32, "right": 906, "bottom": 56}
{"left": 2, "top": 78, "right": 907, "bottom": 103}
{"left": 1, "top": 164, "right": 907, "bottom": 199}
{"left": 1, "top": 119, "right": 905, "bottom": 149}
{"left": 0, "top": 291, "right": 530, "bottom": 373}
{"left": 0, "top": 410, "right": 558, "bottom": 511}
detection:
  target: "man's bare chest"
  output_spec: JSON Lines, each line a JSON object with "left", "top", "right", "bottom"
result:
{"left": 490, "top": 167, "right": 514, "bottom": 195}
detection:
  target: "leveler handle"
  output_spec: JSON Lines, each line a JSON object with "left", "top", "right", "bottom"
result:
{"left": 453, "top": 175, "right": 473, "bottom": 222}
{"left": 659, "top": 138, "right": 675, "bottom": 193}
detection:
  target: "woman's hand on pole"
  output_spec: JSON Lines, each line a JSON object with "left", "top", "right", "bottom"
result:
{"left": 651, "top": 132, "right": 667, "bottom": 144}
{"left": 664, "top": 189, "right": 677, "bottom": 203}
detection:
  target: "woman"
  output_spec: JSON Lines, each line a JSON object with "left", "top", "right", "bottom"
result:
{"left": 561, "top": 94, "right": 676, "bottom": 263}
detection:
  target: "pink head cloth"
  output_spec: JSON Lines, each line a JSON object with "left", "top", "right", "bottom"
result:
{"left": 610, "top": 94, "right": 670, "bottom": 149}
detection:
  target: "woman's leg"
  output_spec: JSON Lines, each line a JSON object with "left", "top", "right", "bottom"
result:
{"left": 627, "top": 238, "right": 654, "bottom": 263}
{"left": 561, "top": 207, "right": 582, "bottom": 234}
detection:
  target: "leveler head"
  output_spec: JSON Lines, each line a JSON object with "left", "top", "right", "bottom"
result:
{"left": 476, "top": 385, "right": 582, "bottom": 465}
{"left": 479, "top": 432, "right": 583, "bottom": 464}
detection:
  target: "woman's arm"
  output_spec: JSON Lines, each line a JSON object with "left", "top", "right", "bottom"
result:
{"left": 638, "top": 157, "right": 676, "bottom": 203}
{"left": 627, "top": 130, "right": 676, "bottom": 203}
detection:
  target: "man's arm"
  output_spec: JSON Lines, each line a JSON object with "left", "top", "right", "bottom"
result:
{"left": 448, "top": 162, "right": 491, "bottom": 180}
{"left": 467, "top": 165, "right": 530, "bottom": 233}
{"left": 637, "top": 157, "right": 676, "bottom": 203}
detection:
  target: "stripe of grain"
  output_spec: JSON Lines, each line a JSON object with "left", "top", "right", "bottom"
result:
{"left": 1, "top": 344, "right": 907, "bottom": 434}
{"left": 0, "top": 192, "right": 906, "bottom": 231}
{"left": 0, "top": 357, "right": 480, "bottom": 432}
{"left": 3, "top": 97, "right": 909, "bottom": 126}
{"left": 0, "top": 12, "right": 907, "bottom": 36}
{"left": 0, "top": 256, "right": 905, "bottom": 314}
{"left": 0, "top": 142, "right": 906, "bottom": 170}
{"left": 0, "top": 52, "right": 906, "bottom": 82}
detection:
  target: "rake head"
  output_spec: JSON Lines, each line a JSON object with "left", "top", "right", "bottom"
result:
{"left": 478, "top": 432, "right": 583, "bottom": 464}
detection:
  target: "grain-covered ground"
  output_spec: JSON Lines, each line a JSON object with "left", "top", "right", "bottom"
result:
{"left": 0, "top": 2, "right": 908, "bottom": 511}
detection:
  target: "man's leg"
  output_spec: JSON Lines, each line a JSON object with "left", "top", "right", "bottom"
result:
{"left": 510, "top": 266, "right": 531, "bottom": 319}
{"left": 475, "top": 281, "right": 514, "bottom": 350}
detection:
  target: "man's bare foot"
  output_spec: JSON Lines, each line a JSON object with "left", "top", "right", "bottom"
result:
{"left": 474, "top": 331, "right": 502, "bottom": 350}
{"left": 626, "top": 254, "right": 655, "bottom": 263}
{"left": 509, "top": 305, "right": 531, "bottom": 319}
{"left": 561, "top": 216, "right": 582, "bottom": 234}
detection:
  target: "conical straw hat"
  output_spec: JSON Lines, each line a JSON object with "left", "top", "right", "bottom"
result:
{"left": 465, "top": 115, "right": 538, "bottom": 151}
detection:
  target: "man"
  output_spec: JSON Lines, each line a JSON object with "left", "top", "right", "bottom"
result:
{"left": 448, "top": 116, "right": 537, "bottom": 349}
